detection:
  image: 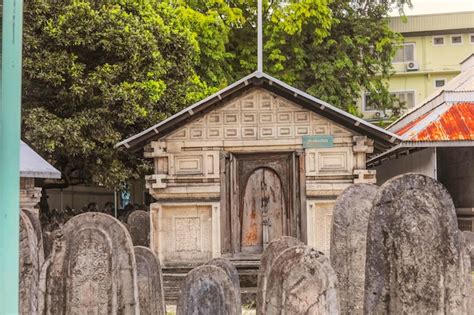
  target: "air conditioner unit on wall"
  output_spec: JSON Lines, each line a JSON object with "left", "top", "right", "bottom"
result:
{"left": 406, "top": 61, "right": 419, "bottom": 71}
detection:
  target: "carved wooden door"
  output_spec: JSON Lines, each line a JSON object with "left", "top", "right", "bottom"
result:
{"left": 220, "top": 151, "right": 306, "bottom": 256}
{"left": 241, "top": 168, "right": 285, "bottom": 253}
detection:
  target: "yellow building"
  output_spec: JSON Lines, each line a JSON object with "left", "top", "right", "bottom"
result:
{"left": 361, "top": 11, "right": 474, "bottom": 120}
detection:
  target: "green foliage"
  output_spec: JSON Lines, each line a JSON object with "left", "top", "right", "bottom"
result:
{"left": 23, "top": 0, "right": 220, "bottom": 188}
{"left": 188, "top": 0, "right": 409, "bottom": 112}
{"left": 23, "top": 0, "right": 410, "bottom": 189}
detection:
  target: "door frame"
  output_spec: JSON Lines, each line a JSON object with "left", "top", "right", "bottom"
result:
{"left": 219, "top": 150, "right": 306, "bottom": 257}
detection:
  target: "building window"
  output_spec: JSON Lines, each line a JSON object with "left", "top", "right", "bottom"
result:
{"left": 393, "top": 43, "right": 415, "bottom": 63}
{"left": 451, "top": 35, "right": 463, "bottom": 45}
{"left": 470, "top": 34, "right": 474, "bottom": 44}
{"left": 363, "top": 91, "right": 416, "bottom": 111}
{"left": 434, "top": 79, "right": 446, "bottom": 88}
{"left": 363, "top": 94, "right": 380, "bottom": 111}
{"left": 392, "top": 91, "right": 415, "bottom": 109}
{"left": 433, "top": 36, "right": 445, "bottom": 46}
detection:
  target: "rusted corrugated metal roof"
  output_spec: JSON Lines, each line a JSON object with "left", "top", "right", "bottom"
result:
{"left": 396, "top": 112, "right": 429, "bottom": 136}
{"left": 396, "top": 102, "right": 474, "bottom": 141}
{"left": 414, "top": 103, "right": 474, "bottom": 141}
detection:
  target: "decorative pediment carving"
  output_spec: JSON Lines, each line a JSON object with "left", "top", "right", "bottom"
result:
{"left": 164, "top": 89, "right": 353, "bottom": 142}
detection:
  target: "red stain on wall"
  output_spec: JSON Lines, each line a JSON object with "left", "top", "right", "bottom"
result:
{"left": 243, "top": 223, "right": 258, "bottom": 245}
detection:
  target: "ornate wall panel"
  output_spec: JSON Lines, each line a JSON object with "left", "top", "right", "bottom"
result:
{"left": 154, "top": 204, "right": 214, "bottom": 264}
{"left": 307, "top": 200, "right": 335, "bottom": 256}
{"left": 162, "top": 89, "right": 353, "bottom": 143}
{"left": 305, "top": 147, "right": 353, "bottom": 176}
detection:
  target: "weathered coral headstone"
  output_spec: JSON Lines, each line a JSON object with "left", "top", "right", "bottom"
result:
{"left": 177, "top": 265, "right": 240, "bottom": 315}
{"left": 461, "top": 231, "right": 474, "bottom": 312}
{"left": 256, "top": 236, "right": 302, "bottom": 314}
{"left": 265, "top": 245, "right": 339, "bottom": 314}
{"left": 39, "top": 212, "right": 139, "bottom": 314}
{"left": 20, "top": 210, "right": 41, "bottom": 315}
{"left": 42, "top": 229, "right": 59, "bottom": 260}
{"left": 22, "top": 208, "right": 45, "bottom": 263}
{"left": 135, "top": 246, "right": 166, "bottom": 315}
{"left": 127, "top": 210, "right": 150, "bottom": 246}
{"left": 206, "top": 258, "right": 241, "bottom": 308}
{"left": 365, "top": 173, "right": 468, "bottom": 314}
{"left": 464, "top": 231, "right": 474, "bottom": 271}
{"left": 330, "top": 184, "right": 378, "bottom": 315}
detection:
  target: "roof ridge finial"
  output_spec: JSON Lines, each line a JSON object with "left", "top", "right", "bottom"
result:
{"left": 257, "top": 0, "right": 263, "bottom": 73}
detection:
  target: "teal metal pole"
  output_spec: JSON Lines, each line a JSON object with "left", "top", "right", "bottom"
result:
{"left": 0, "top": 0, "right": 24, "bottom": 314}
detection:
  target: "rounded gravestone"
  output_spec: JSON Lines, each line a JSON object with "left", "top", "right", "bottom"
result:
{"left": 20, "top": 210, "right": 41, "bottom": 315}
{"left": 177, "top": 265, "right": 240, "bottom": 315}
{"left": 127, "top": 210, "right": 150, "bottom": 246}
{"left": 135, "top": 246, "right": 166, "bottom": 315}
{"left": 206, "top": 258, "right": 241, "bottom": 308}
{"left": 265, "top": 245, "right": 339, "bottom": 314}
{"left": 364, "top": 173, "right": 467, "bottom": 314}
{"left": 256, "top": 236, "right": 302, "bottom": 314}
{"left": 39, "top": 212, "right": 139, "bottom": 314}
{"left": 330, "top": 184, "right": 378, "bottom": 315}
{"left": 22, "top": 208, "right": 45, "bottom": 264}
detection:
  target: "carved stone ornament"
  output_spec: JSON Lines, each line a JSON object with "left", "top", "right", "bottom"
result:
{"left": 39, "top": 212, "right": 139, "bottom": 314}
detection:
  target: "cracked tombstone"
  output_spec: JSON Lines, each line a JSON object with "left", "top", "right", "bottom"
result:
{"left": 39, "top": 212, "right": 139, "bottom": 314}
{"left": 177, "top": 265, "right": 240, "bottom": 315}
{"left": 364, "top": 173, "right": 469, "bottom": 314}
{"left": 256, "top": 236, "right": 303, "bottom": 314}
{"left": 265, "top": 245, "right": 339, "bottom": 315}
{"left": 206, "top": 258, "right": 241, "bottom": 309}
{"left": 330, "top": 184, "right": 378, "bottom": 315}
{"left": 135, "top": 246, "right": 166, "bottom": 315}
{"left": 127, "top": 210, "right": 150, "bottom": 246}
{"left": 20, "top": 210, "right": 41, "bottom": 315}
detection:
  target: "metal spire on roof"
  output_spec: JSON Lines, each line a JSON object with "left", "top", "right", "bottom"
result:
{"left": 257, "top": 0, "right": 263, "bottom": 72}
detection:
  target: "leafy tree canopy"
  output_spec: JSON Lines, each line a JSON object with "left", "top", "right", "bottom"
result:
{"left": 23, "top": 0, "right": 223, "bottom": 188}
{"left": 182, "top": 0, "right": 410, "bottom": 114}
{"left": 23, "top": 0, "right": 410, "bottom": 191}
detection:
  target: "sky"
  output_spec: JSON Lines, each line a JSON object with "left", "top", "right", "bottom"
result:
{"left": 391, "top": 0, "right": 474, "bottom": 16}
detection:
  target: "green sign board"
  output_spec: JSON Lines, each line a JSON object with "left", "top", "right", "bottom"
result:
{"left": 302, "top": 135, "right": 334, "bottom": 148}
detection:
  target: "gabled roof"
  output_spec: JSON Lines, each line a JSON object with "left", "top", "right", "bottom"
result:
{"left": 396, "top": 102, "right": 474, "bottom": 141}
{"left": 20, "top": 141, "right": 61, "bottom": 178}
{"left": 117, "top": 71, "right": 400, "bottom": 153}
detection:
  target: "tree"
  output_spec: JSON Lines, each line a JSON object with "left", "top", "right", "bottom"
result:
{"left": 182, "top": 0, "right": 411, "bottom": 115}
{"left": 23, "top": 0, "right": 411, "bottom": 198}
{"left": 22, "top": 0, "right": 225, "bottom": 190}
